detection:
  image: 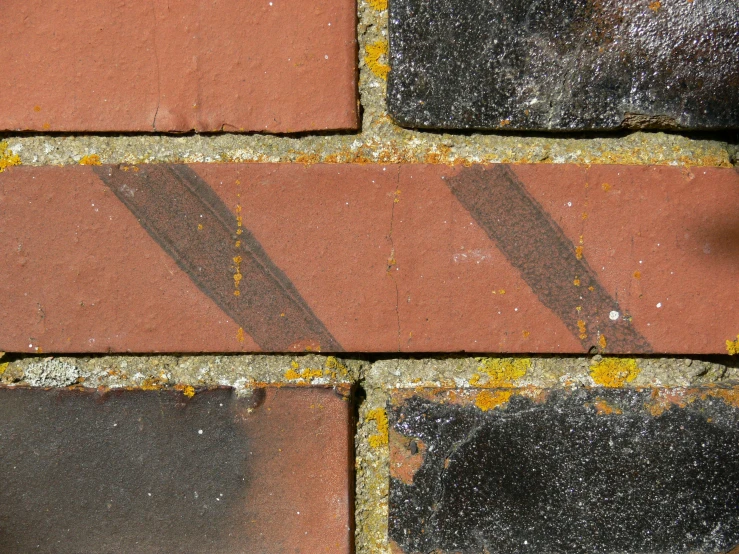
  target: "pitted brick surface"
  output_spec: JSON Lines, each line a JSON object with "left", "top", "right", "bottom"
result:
{"left": 389, "top": 387, "right": 739, "bottom": 553}
{"left": 388, "top": 0, "right": 739, "bottom": 130}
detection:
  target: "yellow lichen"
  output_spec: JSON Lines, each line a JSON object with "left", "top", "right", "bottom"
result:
{"left": 573, "top": 277, "right": 581, "bottom": 287}
{"left": 365, "top": 40, "right": 390, "bottom": 80}
{"left": 367, "top": 0, "right": 387, "bottom": 10}
{"left": 726, "top": 335, "right": 739, "bottom": 356}
{"left": 79, "top": 154, "right": 101, "bottom": 166}
{"left": 575, "top": 245, "right": 583, "bottom": 260}
{"left": 577, "top": 320, "right": 588, "bottom": 340}
{"left": 366, "top": 408, "right": 389, "bottom": 448}
{"left": 590, "top": 358, "right": 640, "bottom": 387}
{"left": 475, "top": 390, "right": 513, "bottom": 411}
{"left": 300, "top": 368, "right": 323, "bottom": 380}
{"left": 183, "top": 385, "right": 196, "bottom": 398}
{"left": 284, "top": 368, "right": 300, "bottom": 380}
{"left": 598, "top": 334, "right": 607, "bottom": 349}
{"left": 0, "top": 142, "right": 21, "bottom": 173}
{"left": 473, "top": 357, "right": 530, "bottom": 387}
{"left": 0, "top": 362, "right": 8, "bottom": 376}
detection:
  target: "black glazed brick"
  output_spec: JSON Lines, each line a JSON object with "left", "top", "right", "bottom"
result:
{"left": 387, "top": 0, "right": 739, "bottom": 130}
{"left": 388, "top": 388, "right": 739, "bottom": 553}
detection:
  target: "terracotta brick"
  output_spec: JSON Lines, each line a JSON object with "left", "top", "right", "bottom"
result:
{"left": 389, "top": 387, "right": 739, "bottom": 553}
{"left": 0, "top": 163, "right": 737, "bottom": 354}
{"left": 0, "top": 385, "right": 354, "bottom": 553}
{"left": 0, "top": 0, "right": 357, "bottom": 132}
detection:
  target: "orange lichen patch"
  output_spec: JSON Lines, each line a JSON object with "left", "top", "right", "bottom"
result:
{"left": 577, "top": 320, "right": 587, "bottom": 340}
{"left": 79, "top": 154, "right": 101, "bottom": 166}
{"left": 575, "top": 245, "right": 584, "bottom": 260}
{"left": 726, "top": 335, "right": 739, "bottom": 356}
{"left": 499, "top": 119, "right": 511, "bottom": 127}
{"left": 518, "top": 386, "right": 549, "bottom": 404}
{"left": 581, "top": 212, "right": 588, "bottom": 221}
{"left": 598, "top": 334, "right": 607, "bottom": 350}
{"left": 633, "top": 270, "right": 642, "bottom": 279}
{"left": 602, "top": 182, "right": 612, "bottom": 192}
{"left": 475, "top": 390, "right": 513, "bottom": 411}
{"left": 367, "top": 0, "right": 387, "bottom": 10}
{"left": 522, "top": 330, "right": 530, "bottom": 339}
{"left": 33, "top": 105, "right": 41, "bottom": 112}
{"left": 708, "top": 388, "right": 739, "bottom": 409}
{"left": 366, "top": 408, "right": 389, "bottom": 448}
{"left": 175, "top": 384, "right": 197, "bottom": 398}
{"left": 593, "top": 398, "right": 623, "bottom": 415}
{"left": 590, "top": 358, "right": 640, "bottom": 387}
{"left": 236, "top": 327, "right": 245, "bottom": 343}
{"left": 0, "top": 142, "right": 21, "bottom": 173}
{"left": 294, "top": 153, "right": 321, "bottom": 165}
{"left": 140, "top": 377, "right": 166, "bottom": 391}
{"left": 573, "top": 277, "right": 581, "bottom": 287}
{"left": 365, "top": 40, "right": 390, "bottom": 80}
{"left": 645, "top": 388, "right": 695, "bottom": 416}
{"left": 389, "top": 429, "right": 426, "bottom": 484}
{"left": 648, "top": 0, "right": 661, "bottom": 11}
{"left": 471, "top": 357, "right": 530, "bottom": 388}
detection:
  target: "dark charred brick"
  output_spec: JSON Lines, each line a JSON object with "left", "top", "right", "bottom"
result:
{"left": 389, "top": 387, "right": 739, "bottom": 553}
{"left": 388, "top": 0, "right": 739, "bottom": 130}
{"left": 0, "top": 386, "right": 353, "bottom": 553}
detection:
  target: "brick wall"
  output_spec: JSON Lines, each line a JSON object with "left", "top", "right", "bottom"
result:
{"left": 0, "top": 0, "right": 737, "bottom": 552}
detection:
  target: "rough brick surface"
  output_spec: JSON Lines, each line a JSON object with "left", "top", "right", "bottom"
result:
{"left": 0, "top": 385, "right": 354, "bottom": 553}
{"left": 389, "top": 387, "right": 739, "bottom": 553}
{"left": 388, "top": 0, "right": 739, "bottom": 130}
{"left": 0, "top": 0, "right": 357, "bottom": 132}
{"left": 0, "top": 163, "right": 737, "bottom": 354}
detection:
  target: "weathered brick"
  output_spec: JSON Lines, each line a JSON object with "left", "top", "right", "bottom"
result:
{"left": 389, "top": 386, "right": 739, "bottom": 553}
{"left": 388, "top": 0, "right": 739, "bottom": 130}
{"left": 0, "top": 0, "right": 357, "bottom": 132}
{"left": 0, "top": 385, "right": 354, "bottom": 553}
{"left": 0, "top": 163, "right": 737, "bottom": 354}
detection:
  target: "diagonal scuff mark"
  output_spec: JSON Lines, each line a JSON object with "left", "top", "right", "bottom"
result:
{"left": 445, "top": 164, "right": 652, "bottom": 353}
{"left": 93, "top": 164, "right": 342, "bottom": 352}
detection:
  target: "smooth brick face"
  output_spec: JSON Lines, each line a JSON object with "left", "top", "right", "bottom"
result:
{"left": 388, "top": 0, "right": 739, "bottom": 130}
{"left": 0, "top": 163, "right": 737, "bottom": 354}
{"left": 389, "top": 387, "right": 739, "bottom": 553}
{"left": 0, "top": 0, "right": 357, "bottom": 132}
{"left": 0, "top": 386, "right": 353, "bottom": 553}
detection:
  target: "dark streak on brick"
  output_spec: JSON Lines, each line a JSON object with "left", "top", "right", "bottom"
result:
{"left": 94, "top": 164, "right": 342, "bottom": 352}
{"left": 0, "top": 385, "right": 354, "bottom": 553}
{"left": 446, "top": 165, "right": 651, "bottom": 353}
{"left": 389, "top": 388, "right": 739, "bottom": 554}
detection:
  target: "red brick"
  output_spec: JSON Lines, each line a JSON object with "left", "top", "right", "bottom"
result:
{"left": 0, "top": 163, "right": 737, "bottom": 354}
{"left": 0, "top": 0, "right": 357, "bottom": 132}
{"left": 0, "top": 385, "right": 354, "bottom": 553}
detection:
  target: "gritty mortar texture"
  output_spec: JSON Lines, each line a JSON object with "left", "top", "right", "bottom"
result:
{"left": 0, "top": 0, "right": 736, "bottom": 168}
